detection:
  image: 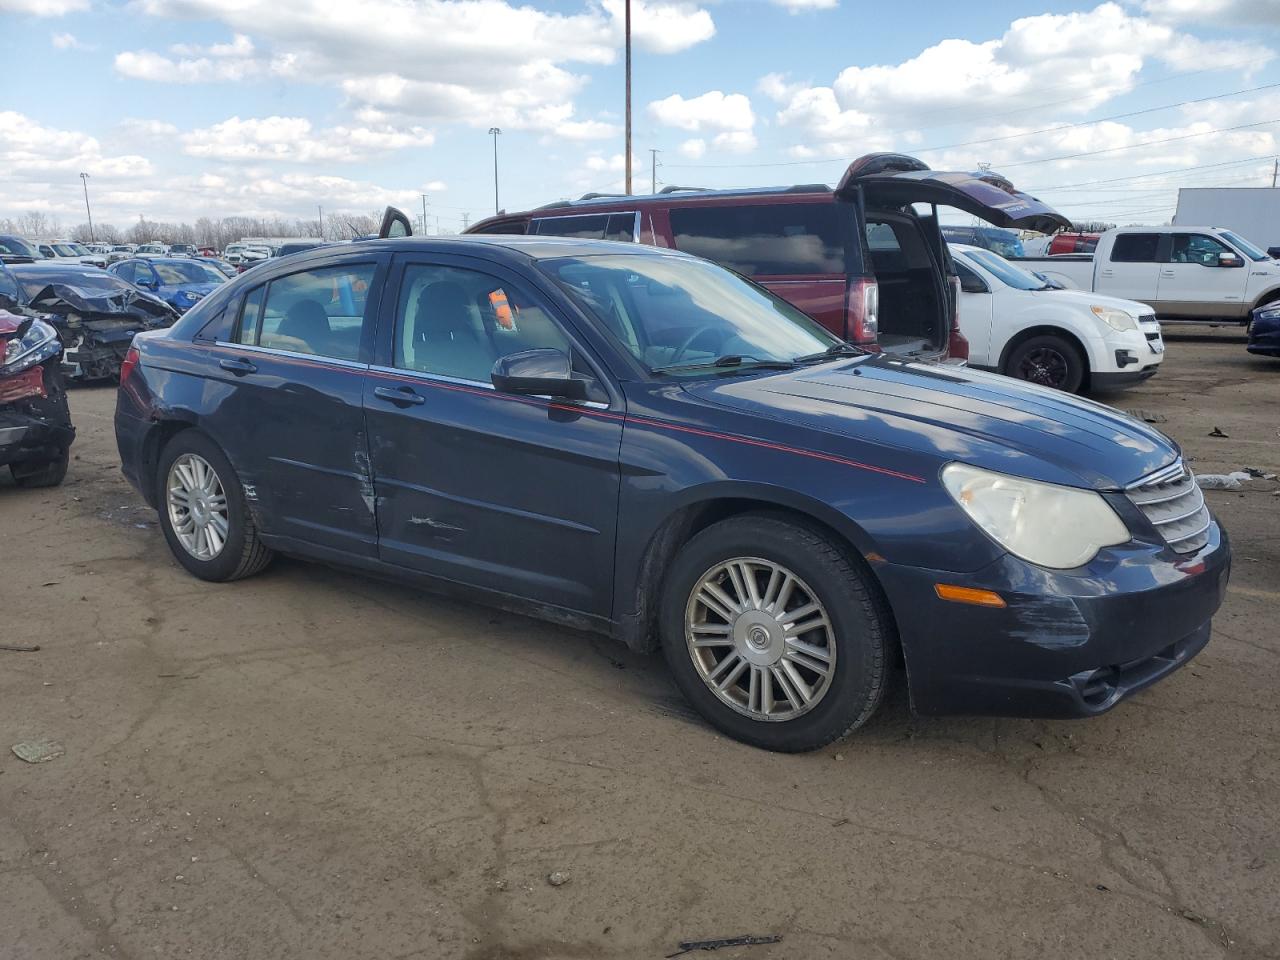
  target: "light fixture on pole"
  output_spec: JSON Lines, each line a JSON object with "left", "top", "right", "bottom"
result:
{"left": 488, "top": 128, "right": 502, "bottom": 215}
{"left": 79, "top": 172, "right": 94, "bottom": 243}
{"left": 624, "top": 0, "right": 632, "bottom": 195}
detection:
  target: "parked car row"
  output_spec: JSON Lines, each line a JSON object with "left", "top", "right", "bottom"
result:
{"left": 112, "top": 173, "right": 1231, "bottom": 752}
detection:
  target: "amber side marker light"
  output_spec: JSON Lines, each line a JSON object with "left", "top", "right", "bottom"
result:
{"left": 934, "top": 584, "right": 1007, "bottom": 608}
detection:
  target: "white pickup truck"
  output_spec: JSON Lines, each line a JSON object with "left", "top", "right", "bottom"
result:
{"left": 951, "top": 243, "right": 1164, "bottom": 393}
{"left": 1013, "top": 226, "right": 1280, "bottom": 324}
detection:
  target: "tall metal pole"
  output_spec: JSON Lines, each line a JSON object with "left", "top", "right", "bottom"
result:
{"left": 488, "top": 128, "right": 502, "bottom": 215}
{"left": 421, "top": 193, "right": 429, "bottom": 235}
{"left": 624, "top": 0, "right": 633, "bottom": 195}
{"left": 650, "top": 148, "right": 659, "bottom": 194}
{"left": 79, "top": 172, "right": 94, "bottom": 242}
{"left": 317, "top": 205, "right": 324, "bottom": 239}
{"left": 1273, "top": 158, "right": 1278, "bottom": 188}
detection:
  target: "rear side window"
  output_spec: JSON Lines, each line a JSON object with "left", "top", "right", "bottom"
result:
{"left": 235, "top": 263, "right": 376, "bottom": 361}
{"left": 532, "top": 213, "right": 637, "bottom": 242}
{"left": 1111, "top": 234, "right": 1160, "bottom": 263}
{"left": 670, "top": 203, "right": 843, "bottom": 277}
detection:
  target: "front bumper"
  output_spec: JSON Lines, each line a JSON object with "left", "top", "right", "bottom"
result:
{"left": 878, "top": 523, "right": 1231, "bottom": 718}
{"left": 1246, "top": 321, "right": 1280, "bottom": 357}
{"left": 0, "top": 363, "right": 75, "bottom": 468}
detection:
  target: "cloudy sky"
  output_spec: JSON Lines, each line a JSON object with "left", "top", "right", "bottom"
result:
{"left": 2, "top": 0, "right": 1279, "bottom": 233}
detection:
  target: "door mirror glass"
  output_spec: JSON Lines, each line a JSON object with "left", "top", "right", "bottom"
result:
{"left": 1218, "top": 252, "right": 1243, "bottom": 268}
{"left": 491, "top": 348, "right": 591, "bottom": 401}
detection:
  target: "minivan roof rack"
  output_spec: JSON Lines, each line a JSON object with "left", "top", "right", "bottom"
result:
{"left": 578, "top": 192, "right": 628, "bottom": 201}
{"left": 659, "top": 185, "right": 710, "bottom": 194}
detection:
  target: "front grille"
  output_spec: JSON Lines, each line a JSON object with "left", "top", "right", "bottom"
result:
{"left": 1126, "top": 459, "right": 1212, "bottom": 554}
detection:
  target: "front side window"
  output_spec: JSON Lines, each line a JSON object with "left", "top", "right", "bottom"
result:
{"left": 1219, "top": 231, "right": 1267, "bottom": 261}
{"left": 541, "top": 253, "right": 838, "bottom": 372}
{"left": 670, "top": 203, "right": 844, "bottom": 277}
{"left": 153, "top": 261, "right": 226, "bottom": 285}
{"left": 1110, "top": 233, "right": 1160, "bottom": 263}
{"left": 236, "top": 263, "right": 375, "bottom": 360}
{"left": 393, "top": 264, "right": 572, "bottom": 383}
{"left": 1171, "top": 234, "right": 1232, "bottom": 266}
{"left": 114, "top": 262, "right": 137, "bottom": 283}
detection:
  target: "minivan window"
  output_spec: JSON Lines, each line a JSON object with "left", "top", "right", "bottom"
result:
{"left": 1110, "top": 233, "right": 1160, "bottom": 263}
{"left": 669, "top": 203, "right": 844, "bottom": 277}
{"left": 532, "top": 213, "right": 637, "bottom": 243}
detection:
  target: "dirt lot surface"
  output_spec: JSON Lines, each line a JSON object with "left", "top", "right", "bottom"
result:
{"left": 2, "top": 332, "right": 1278, "bottom": 960}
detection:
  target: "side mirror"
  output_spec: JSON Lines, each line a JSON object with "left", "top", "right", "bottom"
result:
{"left": 1218, "top": 252, "right": 1243, "bottom": 268}
{"left": 491, "top": 348, "right": 595, "bottom": 401}
{"left": 135, "top": 277, "right": 154, "bottom": 288}
{"left": 959, "top": 276, "right": 988, "bottom": 294}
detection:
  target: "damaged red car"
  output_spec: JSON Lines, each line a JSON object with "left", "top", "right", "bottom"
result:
{"left": 0, "top": 308, "right": 74, "bottom": 487}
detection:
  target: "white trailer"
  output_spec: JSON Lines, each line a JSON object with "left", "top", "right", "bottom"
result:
{"left": 1173, "top": 188, "right": 1280, "bottom": 253}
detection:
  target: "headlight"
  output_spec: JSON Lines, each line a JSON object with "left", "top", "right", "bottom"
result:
{"left": 941, "top": 462, "right": 1129, "bottom": 569}
{"left": 1, "top": 318, "right": 61, "bottom": 375}
{"left": 1090, "top": 305, "right": 1138, "bottom": 332}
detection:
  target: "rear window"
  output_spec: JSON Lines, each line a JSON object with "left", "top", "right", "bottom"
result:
{"left": 532, "top": 213, "right": 637, "bottom": 242}
{"left": 669, "top": 202, "right": 844, "bottom": 277}
{"left": 1111, "top": 234, "right": 1160, "bottom": 263}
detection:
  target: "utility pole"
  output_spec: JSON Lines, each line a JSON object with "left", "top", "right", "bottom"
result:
{"left": 79, "top": 172, "right": 94, "bottom": 242}
{"left": 624, "top": 0, "right": 632, "bottom": 195}
{"left": 649, "top": 149, "right": 660, "bottom": 194}
{"left": 488, "top": 128, "right": 502, "bottom": 215}
{"left": 1272, "top": 157, "right": 1278, "bottom": 188}
{"left": 461, "top": 212, "right": 471, "bottom": 231}
{"left": 317, "top": 205, "right": 324, "bottom": 239}
{"left": 421, "top": 193, "right": 430, "bottom": 235}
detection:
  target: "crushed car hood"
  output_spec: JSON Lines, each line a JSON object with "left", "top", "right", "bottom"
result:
{"left": 26, "top": 282, "right": 177, "bottom": 326}
{"left": 683, "top": 356, "right": 1178, "bottom": 490}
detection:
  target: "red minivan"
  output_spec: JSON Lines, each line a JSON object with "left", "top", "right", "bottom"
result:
{"left": 467, "top": 154, "right": 1069, "bottom": 364}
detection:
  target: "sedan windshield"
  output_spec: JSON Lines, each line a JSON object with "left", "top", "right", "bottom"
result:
{"left": 51, "top": 244, "right": 80, "bottom": 257}
{"left": 965, "top": 249, "right": 1049, "bottom": 291}
{"left": 540, "top": 254, "right": 840, "bottom": 373}
{"left": 153, "top": 261, "right": 225, "bottom": 285}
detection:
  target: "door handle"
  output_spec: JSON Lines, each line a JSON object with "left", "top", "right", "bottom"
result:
{"left": 1100, "top": 270, "right": 1113, "bottom": 278}
{"left": 374, "top": 384, "right": 426, "bottom": 406}
{"left": 1160, "top": 270, "right": 1175, "bottom": 278}
{"left": 219, "top": 357, "right": 257, "bottom": 375}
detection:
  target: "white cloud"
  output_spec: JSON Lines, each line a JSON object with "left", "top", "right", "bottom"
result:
{"left": 51, "top": 32, "right": 87, "bottom": 50}
{"left": 648, "top": 91, "right": 755, "bottom": 133}
{"left": 678, "top": 138, "right": 707, "bottom": 159}
{"left": 769, "top": 0, "right": 837, "bottom": 10}
{"left": 1142, "top": 0, "right": 1280, "bottom": 24}
{"left": 0, "top": 112, "right": 153, "bottom": 179}
{"left": 180, "top": 116, "right": 434, "bottom": 163}
{"left": 599, "top": 0, "right": 715, "bottom": 54}
{"left": 761, "top": 3, "right": 1273, "bottom": 160}
{"left": 0, "top": 0, "right": 88, "bottom": 15}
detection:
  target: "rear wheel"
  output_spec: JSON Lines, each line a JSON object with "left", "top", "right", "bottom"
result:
{"left": 1005, "top": 334, "right": 1085, "bottom": 393}
{"left": 660, "top": 514, "right": 889, "bottom": 752}
{"left": 156, "top": 431, "right": 273, "bottom": 582}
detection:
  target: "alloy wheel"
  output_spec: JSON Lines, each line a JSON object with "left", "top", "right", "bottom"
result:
{"left": 166, "top": 453, "right": 230, "bottom": 561}
{"left": 1018, "top": 346, "right": 1069, "bottom": 388}
{"left": 685, "top": 557, "right": 837, "bottom": 722}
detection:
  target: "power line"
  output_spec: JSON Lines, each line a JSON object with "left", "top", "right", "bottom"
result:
{"left": 1000, "top": 117, "right": 1280, "bottom": 169}
{"left": 1025, "top": 155, "right": 1276, "bottom": 192}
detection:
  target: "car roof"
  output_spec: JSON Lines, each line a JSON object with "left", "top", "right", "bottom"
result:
{"left": 289, "top": 234, "right": 691, "bottom": 264}
{"left": 516, "top": 183, "right": 833, "bottom": 214}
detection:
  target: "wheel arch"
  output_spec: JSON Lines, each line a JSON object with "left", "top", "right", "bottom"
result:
{"left": 1251, "top": 285, "right": 1280, "bottom": 311}
{"left": 135, "top": 410, "right": 204, "bottom": 507}
{"left": 997, "top": 324, "right": 1092, "bottom": 389}
{"left": 614, "top": 484, "right": 901, "bottom": 662}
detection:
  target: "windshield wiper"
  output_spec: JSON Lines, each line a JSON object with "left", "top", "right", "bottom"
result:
{"left": 792, "top": 342, "right": 868, "bottom": 364}
{"left": 652, "top": 354, "right": 797, "bottom": 374}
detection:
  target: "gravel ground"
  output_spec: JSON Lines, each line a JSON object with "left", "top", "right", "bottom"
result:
{"left": 2, "top": 331, "right": 1277, "bottom": 960}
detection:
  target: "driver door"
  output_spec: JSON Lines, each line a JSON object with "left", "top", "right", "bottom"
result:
{"left": 365, "top": 254, "right": 623, "bottom": 616}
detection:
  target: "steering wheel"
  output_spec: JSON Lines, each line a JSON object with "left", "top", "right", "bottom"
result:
{"left": 670, "top": 324, "right": 728, "bottom": 364}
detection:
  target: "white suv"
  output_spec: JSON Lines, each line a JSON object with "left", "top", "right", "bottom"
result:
{"left": 951, "top": 243, "right": 1164, "bottom": 393}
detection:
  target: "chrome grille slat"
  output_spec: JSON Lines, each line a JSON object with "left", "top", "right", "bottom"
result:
{"left": 1126, "top": 458, "right": 1212, "bottom": 555}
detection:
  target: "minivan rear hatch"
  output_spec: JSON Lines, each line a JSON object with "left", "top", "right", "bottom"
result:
{"left": 837, "top": 154, "right": 1071, "bottom": 234}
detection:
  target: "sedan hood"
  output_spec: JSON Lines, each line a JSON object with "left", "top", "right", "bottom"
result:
{"left": 1036, "top": 288, "right": 1155, "bottom": 316}
{"left": 683, "top": 356, "right": 1178, "bottom": 490}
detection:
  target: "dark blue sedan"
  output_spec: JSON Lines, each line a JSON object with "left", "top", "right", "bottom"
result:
{"left": 109, "top": 257, "right": 226, "bottom": 314}
{"left": 114, "top": 233, "right": 1230, "bottom": 751}
{"left": 1248, "top": 302, "right": 1280, "bottom": 357}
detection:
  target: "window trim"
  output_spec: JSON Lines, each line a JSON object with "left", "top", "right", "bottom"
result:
{"left": 214, "top": 339, "right": 369, "bottom": 371}
{"left": 530, "top": 210, "right": 640, "bottom": 242}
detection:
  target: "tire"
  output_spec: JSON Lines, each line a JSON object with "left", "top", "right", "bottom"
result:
{"left": 660, "top": 513, "right": 889, "bottom": 752}
{"left": 155, "top": 431, "right": 273, "bottom": 582}
{"left": 1004, "top": 334, "right": 1085, "bottom": 393}
{"left": 10, "top": 451, "right": 69, "bottom": 488}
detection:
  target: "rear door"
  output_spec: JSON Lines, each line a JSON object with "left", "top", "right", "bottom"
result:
{"left": 1156, "top": 233, "right": 1248, "bottom": 318}
{"left": 364, "top": 253, "right": 623, "bottom": 615}
{"left": 208, "top": 253, "right": 386, "bottom": 556}
{"left": 1099, "top": 233, "right": 1163, "bottom": 304}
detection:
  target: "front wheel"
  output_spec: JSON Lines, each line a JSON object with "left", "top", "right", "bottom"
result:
{"left": 156, "top": 431, "right": 273, "bottom": 582}
{"left": 660, "top": 514, "right": 889, "bottom": 752}
{"left": 1004, "top": 334, "right": 1085, "bottom": 393}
